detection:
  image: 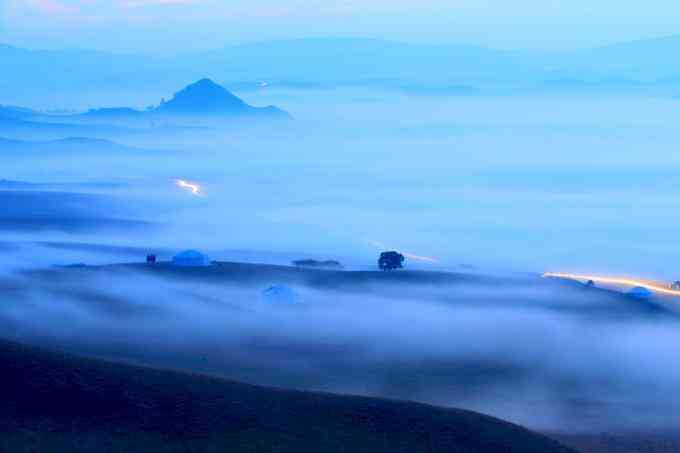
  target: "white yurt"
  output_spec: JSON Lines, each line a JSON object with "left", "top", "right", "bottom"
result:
{"left": 172, "top": 250, "right": 210, "bottom": 267}
{"left": 261, "top": 284, "right": 298, "bottom": 304}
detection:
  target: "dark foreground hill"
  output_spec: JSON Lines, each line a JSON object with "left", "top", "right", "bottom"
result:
{"left": 0, "top": 339, "right": 574, "bottom": 453}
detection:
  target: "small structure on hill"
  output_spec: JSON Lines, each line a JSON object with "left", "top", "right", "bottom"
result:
{"left": 378, "top": 251, "right": 405, "bottom": 271}
{"left": 172, "top": 250, "right": 210, "bottom": 267}
{"left": 146, "top": 254, "right": 157, "bottom": 265}
{"left": 628, "top": 286, "right": 653, "bottom": 300}
{"left": 292, "top": 259, "right": 343, "bottom": 269}
{"left": 262, "top": 284, "right": 298, "bottom": 304}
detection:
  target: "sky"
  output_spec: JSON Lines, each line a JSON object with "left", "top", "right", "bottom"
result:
{"left": 2, "top": 0, "right": 680, "bottom": 53}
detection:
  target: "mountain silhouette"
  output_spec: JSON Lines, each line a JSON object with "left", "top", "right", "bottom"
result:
{"left": 155, "top": 78, "right": 290, "bottom": 118}
{"left": 0, "top": 79, "right": 290, "bottom": 132}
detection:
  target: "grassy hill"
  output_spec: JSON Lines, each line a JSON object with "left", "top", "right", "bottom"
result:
{"left": 0, "top": 339, "right": 575, "bottom": 453}
{"left": 4, "top": 258, "right": 679, "bottom": 451}
{"left": 44, "top": 260, "right": 672, "bottom": 319}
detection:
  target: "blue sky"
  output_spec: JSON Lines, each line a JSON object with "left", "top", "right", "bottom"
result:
{"left": 2, "top": 0, "right": 680, "bottom": 52}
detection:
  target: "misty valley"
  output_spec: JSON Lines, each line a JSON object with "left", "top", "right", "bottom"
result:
{"left": 3, "top": 39, "right": 680, "bottom": 452}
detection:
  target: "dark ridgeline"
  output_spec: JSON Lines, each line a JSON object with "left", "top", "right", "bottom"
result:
{"left": 292, "top": 259, "right": 344, "bottom": 269}
{"left": 0, "top": 190, "right": 152, "bottom": 233}
{"left": 0, "top": 105, "right": 39, "bottom": 120}
{"left": 81, "top": 107, "right": 146, "bottom": 118}
{"left": 0, "top": 339, "right": 575, "bottom": 453}
{"left": 0, "top": 137, "right": 154, "bottom": 156}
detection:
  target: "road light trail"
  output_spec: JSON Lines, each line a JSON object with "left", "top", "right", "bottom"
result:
{"left": 543, "top": 272, "right": 680, "bottom": 297}
{"left": 175, "top": 179, "right": 202, "bottom": 196}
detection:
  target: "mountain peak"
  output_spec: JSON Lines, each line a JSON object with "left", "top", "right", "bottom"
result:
{"left": 192, "top": 78, "right": 221, "bottom": 88}
{"left": 157, "top": 78, "right": 247, "bottom": 114}
{"left": 182, "top": 78, "right": 228, "bottom": 94}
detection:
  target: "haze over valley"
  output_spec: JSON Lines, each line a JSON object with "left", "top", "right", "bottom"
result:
{"left": 3, "top": 7, "right": 680, "bottom": 451}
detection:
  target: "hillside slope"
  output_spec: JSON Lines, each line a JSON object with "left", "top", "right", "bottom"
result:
{"left": 0, "top": 339, "right": 574, "bottom": 453}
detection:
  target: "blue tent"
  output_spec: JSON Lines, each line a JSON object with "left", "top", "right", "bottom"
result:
{"left": 262, "top": 284, "right": 298, "bottom": 304}
{"left": 172, "top": 250, "right": 210, "bottom": 267}
{"left": 628, "top": 286, "right": 653, "bottom": 300}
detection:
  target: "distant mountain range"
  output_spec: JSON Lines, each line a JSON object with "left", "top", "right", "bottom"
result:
{"left": 3, "top": 36, "right": 680, "bottom": 104}
{"left": 79, "top": 78, "right": 289, "bottom": 119}
{"left": 0, "top": 79, "right": 289, "bottom": 140}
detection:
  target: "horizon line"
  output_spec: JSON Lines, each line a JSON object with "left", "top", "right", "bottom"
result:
{"left": 3, "top": 32, "right": 680, "bottom": 57}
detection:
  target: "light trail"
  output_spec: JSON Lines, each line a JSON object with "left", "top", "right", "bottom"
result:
{"left": 543, "top": 272, "right": 680, "bottom": 297}
{"left": 175, "top": 179, "right": 202, "bottom": 196}
{"left": 400, "top": 251, "right": 440, "bottom": 264}
{"left": 366, "top": 239, "right": 440, "bottom": 264}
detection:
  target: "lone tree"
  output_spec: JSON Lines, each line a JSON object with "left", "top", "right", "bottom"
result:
{"left": 378, "top": 251, "right": 405, "bottom": 271}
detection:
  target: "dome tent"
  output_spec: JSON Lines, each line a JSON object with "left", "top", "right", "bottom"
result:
{"left": 172, "top": 250, "right": 210, "bottom": 267}
{"left": 628, "top": 286, "right": 653, "bottom": 300}
{"left": 261, "top": 284, "right": 298, "bottom": 304}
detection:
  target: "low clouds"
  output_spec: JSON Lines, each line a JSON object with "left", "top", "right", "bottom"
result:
{"left": 1, "top": 255, "right": 678, "bottom": 433}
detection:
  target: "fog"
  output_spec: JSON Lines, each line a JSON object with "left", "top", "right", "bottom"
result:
{"left": 0, "top": 247, "right": 678, "bottom": 433}
{"left": 2, "top": 87, "right": 680, "bottom": 436}
{"left": 3, "top": 91, "right": 680, "bottom": 276}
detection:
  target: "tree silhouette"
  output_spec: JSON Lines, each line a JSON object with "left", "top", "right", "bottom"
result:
{"left": 378, "top": 251, "right": 405, "bottom": 271}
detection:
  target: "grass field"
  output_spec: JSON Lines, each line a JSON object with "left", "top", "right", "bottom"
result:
{"left": 0, "top": 338, "right": 575, "bottom": 453}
